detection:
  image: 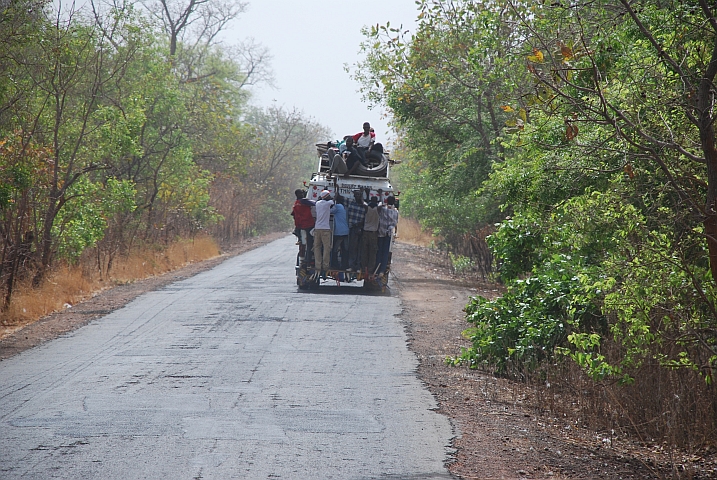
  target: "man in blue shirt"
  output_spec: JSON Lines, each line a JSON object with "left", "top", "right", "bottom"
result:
{"left": 331, "top": 201, "right": 349, "bottom": 269}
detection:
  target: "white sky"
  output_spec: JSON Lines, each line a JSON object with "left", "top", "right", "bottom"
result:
{"left": 224, "top": 0, "right": 418, "bottom": 143}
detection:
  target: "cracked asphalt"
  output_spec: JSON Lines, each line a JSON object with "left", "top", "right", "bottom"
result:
{"left": 0, "top": 236, "right": 455, "bottom": 479}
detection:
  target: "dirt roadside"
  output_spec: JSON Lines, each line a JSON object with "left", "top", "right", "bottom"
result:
{"left": 1, "top": 235, "right": 711, "bottom": 479}
{"left": 391, "top": 241, "right": 716, "bottom": 480}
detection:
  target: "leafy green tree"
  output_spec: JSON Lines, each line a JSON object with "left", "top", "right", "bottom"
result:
{"left": 355, "top": 0, "right": 529, "bottom": 241}
{"left": 236, "top": 106, "right": 329, "bottom": 235}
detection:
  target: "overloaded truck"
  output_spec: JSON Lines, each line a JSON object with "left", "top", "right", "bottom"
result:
{"left": 295, "top": 142, "right": 398, "bottom": 291}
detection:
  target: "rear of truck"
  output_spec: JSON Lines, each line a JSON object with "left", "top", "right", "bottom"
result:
{"left": 295, "top": 144, "right": 399, "bottom": 291}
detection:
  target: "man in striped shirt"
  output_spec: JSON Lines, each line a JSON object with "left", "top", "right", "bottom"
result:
{"left": 335, "top": 188, "right": 368, "bottom": 272}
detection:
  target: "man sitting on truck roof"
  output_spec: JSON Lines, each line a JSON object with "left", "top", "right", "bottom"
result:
{"left": 353, "top": 122, "right": 385, "bottom": 165}
{"left": 342, "top": 136, "right": 365, "bottom": 177}
{"left": 353, "top": 122, "right": 375, "bottom": 150}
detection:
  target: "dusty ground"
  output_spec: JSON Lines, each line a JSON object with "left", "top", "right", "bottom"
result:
{"left": 2, "top": 235, "right": 714, "bottom": 479}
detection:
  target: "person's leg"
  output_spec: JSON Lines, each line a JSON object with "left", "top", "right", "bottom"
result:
{"left": 377, "top": 235, "right": 390, "bottom": 273}
{"left": 361, "top": 231, "right": 376, "bottom": 271}
{"left": 366, "top": 231, "right": 378, "bottom": 273}
{"left": 328, "top": 150, "right": 347, "bottom": 174}
{"left": 321, "top": 230, "right": 332, "bottom": 272}
{"left": 331, "top": 236, "right": 339, "bottom": 268}
{"left": 303, "top": 228, "right": 314, "bottom": 264}
{"left": 360, "top": 232, "right": 369, "bottom": 270}
{"left": 313, "top": 231, "right": 325, "bottom": 271}
{"left": 348, "top": 227, "right": 362, "bottom": 270}
{"left": 356, "top": 147, "right": 368, "bottom": 165}
{"left": 366, "top": 149, "right": 382, "bottom": 164}
{"left": 338, "top": 236, "right": 349, "bottom": 269}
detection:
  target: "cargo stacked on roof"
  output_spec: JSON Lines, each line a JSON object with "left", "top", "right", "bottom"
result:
{"left": 309, "top": 141, "right": 397, "bottom": 210}
{"left": 315, "top": 142, "right": 392, "bottom": 178}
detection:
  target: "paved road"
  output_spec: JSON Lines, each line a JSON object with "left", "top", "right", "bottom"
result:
{"left": 0, "top": 236, "right": 454, "bottom": 479}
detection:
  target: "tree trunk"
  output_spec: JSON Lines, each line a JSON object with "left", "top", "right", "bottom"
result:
{"left": 32, "top": 192, "right": 58, "bottom": 287}
{"left": 697, "top": 31, "right": 717, "bottom": 281}
{"left": 699, "top": 88, "right": 717, "bottom": 282}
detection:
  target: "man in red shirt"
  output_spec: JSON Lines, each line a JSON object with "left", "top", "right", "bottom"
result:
{"left": 353, "top": 122, "right": 385, "bottom": 165}
{"left": 352, "top": 122, "right": 376, "bottom": 150}
{"left": 292, "top": 189, "right": 315, "bottom": 263}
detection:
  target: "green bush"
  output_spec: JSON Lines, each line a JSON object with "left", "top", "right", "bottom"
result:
{"left": 450, "top": 253, "right": 604, "bottom": 376}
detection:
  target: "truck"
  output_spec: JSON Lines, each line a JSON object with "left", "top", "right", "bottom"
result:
{"left": 295, "top": 142, "right": 398, "bottom": 291}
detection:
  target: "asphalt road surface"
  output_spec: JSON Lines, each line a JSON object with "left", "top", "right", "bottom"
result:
{"left": 0, "top": 236, "right": 454, "bottom": 479}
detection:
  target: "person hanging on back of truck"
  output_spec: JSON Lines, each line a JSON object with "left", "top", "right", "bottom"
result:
{"left": 335, "top": 188, "right": 368, "bottom": 272}
{"left": 312, "top": 189, "right": 335, "bottom": 279}
{"left": 361, "top": 195, "right": 380, "bottom": 276}
{"left": 376, "top": 195, "right": 399, "bottom": 275}
{"left": 292, "top": 189, "right": 315, "bottom": 264}
{"left": 330, "top": 200, "right": 349, "bottom": 269}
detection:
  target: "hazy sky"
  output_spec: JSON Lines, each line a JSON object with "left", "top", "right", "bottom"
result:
{"left": 224, "top": 0, "right": 418, "bottom": 143}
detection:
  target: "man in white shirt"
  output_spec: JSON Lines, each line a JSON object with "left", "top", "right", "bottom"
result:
{"left": 352, "top": 122, "right": 375, "bottom": 149}
{"left": 313, "top": 190, "right": 335, "bottom": 277}
{"left": 352, "top": 122, "right": 376, "bottom": 165}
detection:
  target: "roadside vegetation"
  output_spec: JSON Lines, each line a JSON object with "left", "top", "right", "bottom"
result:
{"left": 0, "top": 1, "right": 327, "bottom": 326}
{"left": 3, "top": 235, "right": 219, "bottom": 332}
{"left": 357, "top": 0, "right": 717, "bottom": 462}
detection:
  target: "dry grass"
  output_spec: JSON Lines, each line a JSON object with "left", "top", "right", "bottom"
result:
{"left": 1, "top": 235, "right": 220, "bottom": 334}
{"left": 397, "top": 217, "right": 437, "bottom": 247}
{"left": 108, "top": 235, "right": 220, "bottom": 283}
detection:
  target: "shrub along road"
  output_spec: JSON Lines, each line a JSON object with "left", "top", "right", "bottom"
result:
{"left": 391, "top": 241, "right": 715, "bottom": 479}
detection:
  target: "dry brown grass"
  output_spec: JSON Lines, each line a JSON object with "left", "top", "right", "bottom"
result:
{"left": 108, "top": 235, "right": 220, "bottom": 283}
{"left": 397, "top": 217, "right": 437, "bottom": 247}
{"left": 1, "top": 235, "right": 220, "bottom": 335}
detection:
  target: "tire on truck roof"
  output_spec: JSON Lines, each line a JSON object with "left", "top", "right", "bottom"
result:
{"left": 355, "top": 154, "right": 388, "bottom": 177}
